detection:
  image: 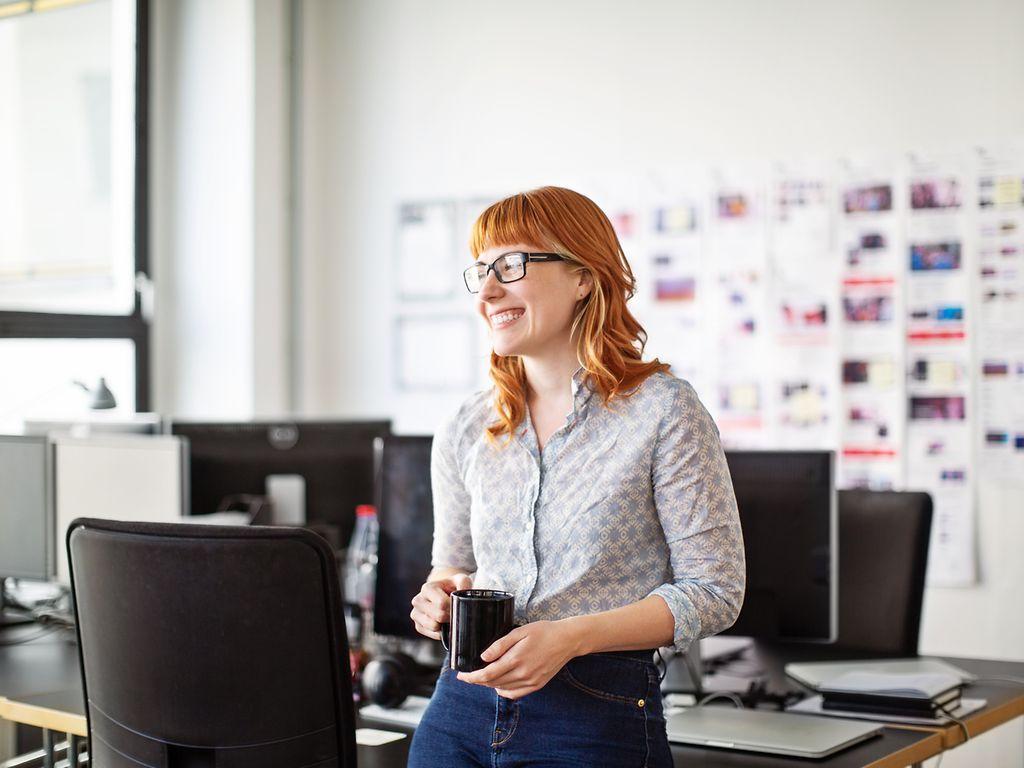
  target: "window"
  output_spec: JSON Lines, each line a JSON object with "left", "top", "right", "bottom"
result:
{"left": 0, "top": 0, "right": 150, "bottom": 415}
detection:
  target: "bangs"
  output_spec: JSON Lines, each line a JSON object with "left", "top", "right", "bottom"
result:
{"left": 469, "top": 195, "right": 554, "bottom": 258}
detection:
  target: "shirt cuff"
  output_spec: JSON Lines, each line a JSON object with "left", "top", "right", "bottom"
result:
{"left": 649, "top": 584, "right": 702, "bottom": 654}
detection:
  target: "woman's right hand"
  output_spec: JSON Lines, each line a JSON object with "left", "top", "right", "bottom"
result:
{"left": 410, "top": 572, "right": 472, "bottom": 640}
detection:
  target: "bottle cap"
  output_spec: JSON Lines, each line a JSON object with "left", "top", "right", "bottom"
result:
{"left": 355, "top": 504, "right": 377, "bottom": 518}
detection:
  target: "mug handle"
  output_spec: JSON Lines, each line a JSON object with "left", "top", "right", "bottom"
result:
{"left": 439, "top": 591, "right": 455, "bottom": 651}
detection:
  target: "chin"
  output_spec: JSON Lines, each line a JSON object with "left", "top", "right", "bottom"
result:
{"left": 490, "top": 344, "right": 521, "bottom": 358}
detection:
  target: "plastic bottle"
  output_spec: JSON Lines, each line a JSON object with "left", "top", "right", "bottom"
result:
{"left": 344, "top": 504, "right": 379, "bottom": 613}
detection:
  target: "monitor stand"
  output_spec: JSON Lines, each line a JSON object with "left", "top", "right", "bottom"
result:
{"left": 0, "top": 578, "right": 35, "bottom": 628}
{"left": 661, "top": 643, "right": 703, "bottom": 697}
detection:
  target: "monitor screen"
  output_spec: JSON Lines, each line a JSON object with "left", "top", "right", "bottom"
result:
{"left": 170, "top": 420, "right": 390, "bottom": 546}
{"left": 373, "top": 435, "right": 434, "bottom": 639}
{"left": 54, "top": 434, "right": 188, "bottom": 586}
{"left": 719, "top": 450, "right": 836, "bottom": 642}
{"left": 0, "top": 435, "right": 53, "bottom": 581}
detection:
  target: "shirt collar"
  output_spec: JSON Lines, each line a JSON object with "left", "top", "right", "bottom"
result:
{"left": 570, "top": 366, "right": 596, "bottom": 410}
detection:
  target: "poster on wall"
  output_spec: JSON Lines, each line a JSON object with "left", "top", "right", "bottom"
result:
{"left": 903, "top": 152, "right": 976, "bottom": 586}
{"left": 837, "top": 158, "right": 905, "bottom": 490}
{"left": 768, "top": 165, "right": 839, "bottom": 447}
{"left": 707, "top": 169, "right": 770, "bottom": 446}
{"left": 975, "top": 145, "right": 1024, "bottom": 480}
{"left": 619, "top": 173, "right": 705, "bottom": 394}
{"left": 396, "top": 201, "right": 460, "bottom": 300}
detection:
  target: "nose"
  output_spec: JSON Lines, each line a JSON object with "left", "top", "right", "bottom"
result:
{"left": 478, "top": 268, "right": 504, "bottom": 301}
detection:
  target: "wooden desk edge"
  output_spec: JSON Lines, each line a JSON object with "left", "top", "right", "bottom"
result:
{"left": 942, "top": 692, "right": 1024, "bottom": 748}
{"left": 0, "top": 696, "right": 87, "bottom": 737}
{"left": 866, "top": 731, "right": 944, "bottom": 768}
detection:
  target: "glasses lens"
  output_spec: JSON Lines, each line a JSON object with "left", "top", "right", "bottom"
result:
{"left": 497, "top": 253, "right": 525, "bottom": 282}
{"left": 464, "top": 264, "right": 486, "bottom": 292}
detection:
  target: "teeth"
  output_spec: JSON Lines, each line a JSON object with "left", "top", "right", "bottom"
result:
{"left": 491, "top": 310, "right": 524, "bottom": 327}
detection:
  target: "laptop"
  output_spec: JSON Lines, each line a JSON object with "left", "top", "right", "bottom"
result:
{"left": 666, "top": 706, "right": 883, "bottom": 758}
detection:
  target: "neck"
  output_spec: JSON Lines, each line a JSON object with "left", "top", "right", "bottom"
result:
{"left": 522, "top": 345, "right": 581, "bottom": 405}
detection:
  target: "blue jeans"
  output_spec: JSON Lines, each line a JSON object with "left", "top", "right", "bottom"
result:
{"left": 408, "top": 650, "right": 672, "bottom": 767}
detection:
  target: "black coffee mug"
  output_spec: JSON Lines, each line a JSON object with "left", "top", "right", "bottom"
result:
{"left": 440, "top": 589, "right": 515, "bottom": 672}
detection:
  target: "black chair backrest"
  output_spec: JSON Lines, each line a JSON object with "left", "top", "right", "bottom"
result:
{"left": 834, "top": 490, "right": 933, "bottom": 656}
{"left": 67, "top": 518, "right": 356, "bottom": 768}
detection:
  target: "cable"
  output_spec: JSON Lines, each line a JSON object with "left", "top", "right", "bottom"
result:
{"left": 0, "top": 626, "right": 60, "bottom": 647}
{"left": 969, "top": 675, "right": 1024, "bottom": 687}
{"left": 934, "top": 702, "right": 971, "bottom": 745}
{"left": 655, "top": 648, "right": 667, "bottom": 683}
{"left": 697, "top": 691, "right": 744, "bottom": 708}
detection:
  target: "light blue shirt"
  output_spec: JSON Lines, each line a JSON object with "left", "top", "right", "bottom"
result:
{"left": 430, "top": 368, "right": 745, "bottom": 652}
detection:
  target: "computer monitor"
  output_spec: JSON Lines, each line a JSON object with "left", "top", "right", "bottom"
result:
{"left": 372, "top": 435, "right": 434, "bottom": 639}
{"left": 170, "top": 421, "right": 390, "bottom": 547}
{"left": 0, "top": 435, "right": 54, "bottom": 625}
{"left": 53, "top": 434, "right": 189, "bottom": 586}
{"left": 720, "top": 450, "right": 836, "bottom": 643}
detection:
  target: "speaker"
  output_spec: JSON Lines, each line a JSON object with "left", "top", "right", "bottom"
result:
{"left": 362, "top": 652, "right": 437, "bottom": 708}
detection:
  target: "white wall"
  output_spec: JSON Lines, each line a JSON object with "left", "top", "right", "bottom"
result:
{"left": 296, "top": 1, "right": 1024, "bottom": 765}
{"left": 151, "top": 0, "right": 291, "bottom": 419}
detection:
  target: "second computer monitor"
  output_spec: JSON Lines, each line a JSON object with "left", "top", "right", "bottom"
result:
{"left": 53, "top": 433, "right": 189, "bottom": 586}
{"left": 0, "top": 435, "right": 53, "bottom": 583}
{"left": 721, "top": 450, "right": 836, "bottom": 643}
{"left": 372, "top": 435, "right": 435, "bottom": 640}
{"left": 170, "top": 420, "right": 390, "bottom": 545}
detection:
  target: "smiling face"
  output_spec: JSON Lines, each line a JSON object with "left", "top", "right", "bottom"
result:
{"left": 474, "top": 242, "right": 591, "bottom": 359}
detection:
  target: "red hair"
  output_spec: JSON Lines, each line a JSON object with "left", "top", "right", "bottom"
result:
{"left": 470, "top": 186, "right": 671, "bottom": 444}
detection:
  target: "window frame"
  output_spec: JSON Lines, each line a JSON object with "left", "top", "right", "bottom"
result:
{"left": 0, "top": 0, "right": 151, "bottom": 411}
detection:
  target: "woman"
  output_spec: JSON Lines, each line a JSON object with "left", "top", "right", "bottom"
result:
{"left": 408, "top": 186, "right": 745, "bottom": 767}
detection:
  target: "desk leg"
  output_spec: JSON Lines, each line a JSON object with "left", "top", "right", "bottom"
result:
{"left": 0, "top": 717, "right": 14, "bottom": 762}
{"left": 69, "top": 733, "right": 82, "bottom": 766}
{"left": 42, "top": 728, "right": 54, "bottom": 768}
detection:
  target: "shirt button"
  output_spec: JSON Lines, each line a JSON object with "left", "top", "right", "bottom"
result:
{"left": 637, "top": 699, "right": 645, "bottom": 708}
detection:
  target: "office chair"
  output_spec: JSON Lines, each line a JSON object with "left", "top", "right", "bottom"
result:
{"left": 67, "top": 519, "right": 357, "bottom": 767}
{"left": 833, "top": 490, "right": 933, "bottom": 656}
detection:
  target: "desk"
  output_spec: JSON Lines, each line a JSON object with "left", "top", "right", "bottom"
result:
{"left": 732, "top": 643, "right": 1024, "bottom": 755}
{"left": 2, "top": 626, "right": 1019, "bottom": 768}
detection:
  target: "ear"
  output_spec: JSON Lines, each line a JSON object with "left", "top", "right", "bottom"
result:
{"left": 575, "top": 269, "right": 593, "bottom": 301}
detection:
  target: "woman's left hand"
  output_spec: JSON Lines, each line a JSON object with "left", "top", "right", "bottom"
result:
{"left": 456, "top": 620, "right": 581, "bottom": 700}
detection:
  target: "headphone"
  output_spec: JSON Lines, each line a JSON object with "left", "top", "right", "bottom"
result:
{"left": 361, "top": 652, "right": 439, "bottom": 708}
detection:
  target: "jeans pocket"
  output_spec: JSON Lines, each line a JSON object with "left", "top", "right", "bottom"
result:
{"left": 557, "top": 654, "right": 653, "bottom": 705}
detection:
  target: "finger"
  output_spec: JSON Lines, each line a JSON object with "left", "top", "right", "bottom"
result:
{"left": 423, "top": 582, "right": 454, "bottom": 604}
{"left": 409, "top": 597, "right": 443, "bottom": 626}
{"left": 409, "top": 607, "right": 441, "bottom": 632}
{"left": 412, "top": 620, "right": 441, "bottom": 641}
{"left": 411, "top": 601, "right": 446, "bottom": 626}
{"left": 452, "top": 572, "right": 473, "bottom": 590}
{"left": 496, "top": 686, "right": 533, "bottom": 700}
{"left": 477, "top": 670, "right": 530, "bottom": 689}
{"left": 480, "top": 626, "right": 527, "bottom": 664}
{"left": 457, "top": 652, "right": 521, "bottom": 686}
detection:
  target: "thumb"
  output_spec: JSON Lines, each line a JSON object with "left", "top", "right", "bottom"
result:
{"left": 452, "top": 572, "right": 473, "bottom": 591}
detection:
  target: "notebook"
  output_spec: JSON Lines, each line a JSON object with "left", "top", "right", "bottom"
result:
{"left": 819, "top": 671, "right": 963, "bottom": 716}
{"left": 785, "top": 658, "right": 977, "bottom": 690}
{"left": 788, "top": 695, "right": 988, "bottom": 726}
{"left": 666, "top": 706, "right": 883, "bottom": 758}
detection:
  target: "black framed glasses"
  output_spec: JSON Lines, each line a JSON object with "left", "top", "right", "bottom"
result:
{"left": 463, "top": 252, "right": 565, "bottom": 294}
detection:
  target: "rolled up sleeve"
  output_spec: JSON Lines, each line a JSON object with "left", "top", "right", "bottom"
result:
{"left": 648, "top": 380, "right": 746, "bottom": 653}
{"left": 430, "top": 405, "right": 477, "bottom": 573}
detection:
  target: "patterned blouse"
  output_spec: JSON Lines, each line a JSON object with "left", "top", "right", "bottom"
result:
{"left": 430, "top": 367, "right": 745, "bottom": 652}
